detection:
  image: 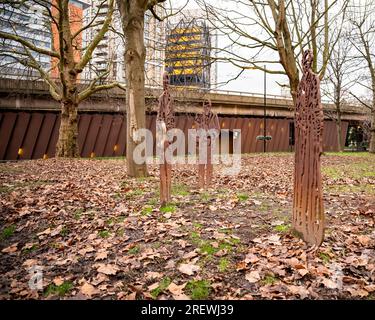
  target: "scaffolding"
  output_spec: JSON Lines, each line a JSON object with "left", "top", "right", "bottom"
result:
{"left": 166, "top": 18, "right": 212, "bottom": 88}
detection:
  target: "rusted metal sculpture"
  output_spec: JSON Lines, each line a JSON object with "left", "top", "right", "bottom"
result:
{"left": 157, "top": 72, "right": 175, "bottom": 206}
{"left": 194, "top": 99, "right": 220, "bottom": 188}
{"left": 293, "top": 50, "right": 325, "bottom": 246}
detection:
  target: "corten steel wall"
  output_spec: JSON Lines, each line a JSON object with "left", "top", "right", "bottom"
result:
{"left": 0, "top": 111, "right": 349, "bottom": 160}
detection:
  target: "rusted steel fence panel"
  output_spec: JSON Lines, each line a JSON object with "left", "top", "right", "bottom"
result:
{"left": 78, "top": 114, "right": 92, "bottom": 156}
{"left": 46, "top": 115, "right": 60, "bottom": 158}
{"left": 0, "top": 112, "right": 17, "bottom": 159}
{"left": 6, "top": 112, "right": 30, "bottom": 160}
{"left": 103, "top": 115, "right": 123, "bottom": 157}
{"left": 94, "top": 114, "right": 113, "bottom": 157}
{"left": 33, "top": 113, "right": 57, "bottom": 159}
{"left": 0, "top": 110, "right": 350, "bottom": 160}
{"left": 22, "top": 113, "right": 44, "bottom": 159}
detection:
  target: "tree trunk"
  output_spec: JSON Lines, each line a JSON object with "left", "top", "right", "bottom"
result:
{"left": 123, "top": 6, "right": 148, "bottom": 177}
{"left": 56, "top": 100, "right": 79, "bottom": 157}
{"left": 336, "top": 114, "right": 343, "bottom": 152}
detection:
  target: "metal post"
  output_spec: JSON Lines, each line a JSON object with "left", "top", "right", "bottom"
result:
{"left": 263, "top": 65, "right": 266, "bottom": 153}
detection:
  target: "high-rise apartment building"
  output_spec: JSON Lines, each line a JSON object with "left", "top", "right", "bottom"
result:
{"left": 0, "top": 0, "right": 89, "bottom": 78}
{"left": 82, "top": 1, "right": 165, "bottom": 86}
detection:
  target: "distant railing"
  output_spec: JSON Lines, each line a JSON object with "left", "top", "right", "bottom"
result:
{"left": 0, "top": 73, "right": 356, "bottom": 107}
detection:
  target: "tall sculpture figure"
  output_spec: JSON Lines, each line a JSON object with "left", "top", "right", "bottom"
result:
{"left": 194, "top": 99, "right": 220, "bottom": 188}
{"left": 293, "top": 50, "right": 325, "bottom": 246}
{"left": 157, "top": 72, "right": 175, "bottom": 206}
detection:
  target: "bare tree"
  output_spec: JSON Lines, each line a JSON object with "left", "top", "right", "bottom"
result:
{"left": 117, "top": 0, "right": 188, "bottom": 177}
{"left": 322, "top": 34, "right": 358, "bottom": 152}
{"left": 348, "top": 0, "right": 375, "bottom": 153}
{"left": 0, "top": 0, "right": 118, "bottom": 157}
{"left": 196, "top": 0, "right": 348, "bottom": 102}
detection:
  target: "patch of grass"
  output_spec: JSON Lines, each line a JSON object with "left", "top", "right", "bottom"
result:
{"left": 0, "top": 185, "right": 14, "bottom": 194}
{"left": 186, "top": 280, "right": 211, "bottom": 300}
{"left": 1, "top": 225, "right": 15, "bottom": 239}
{"left": 141, "top": 206, "right": 153, "bottom": 216}
{"left": 172, "top": 184, "right": 189, "bottom": 196}
{"left": 106, "top": 218, "right": 115, "bottom": 225}
{"left": 218, "top": 228, "right": 232, "bottom": 234}
{"left": 322, "top": 162, "right": 375, "bottom": 180}
{"left": 125, "top": 189, "right": 145, "bottom": 199}
{"left": 160, "top": 204, "right": 176, "bottom": 213}
{"left": 116, "top": 216, "right": 126, "bottom": 223}
{"left": 261, "top": 274, "right": 278, "bottom": 285}
{"left": 73, "top": 209, "right": 83, "bottom": 220}
{"left": 116, "top": 229, "right": 124, "bottom": 237}
{"left": 318, "top": 252, "right": 331, "bottom": 264}
{"left": 193, "top": 222, "right": 203, "bottom": 229}
{"left": 274, "top": 224, "right": 290, "bottom": 233}
{"left": 147, "top": 197, "right": 159, "bottom": 206}
{"left": 22, "top": 244, "right": 38, "bottom": 254}
{"left": 200, "top": 242, "right": 217, "bottom": 255}
{"left": 44, "top": 281, "right": 73, "bottom": 297}
{"left": 218, "top": 258, "right": 229, "bottom": 272}
{"left": 218, "top": 242, "right": 233, "bottom": 252}
{"left": 98, "top": 230, "right": 110, "bottom": 238}
{"left": 325, "top": 152, "right": 372, "bottom": 157}
{"left": 128, "top": 245, "right": 140, "bottom": 255}
{"left": 237, "top": 193, "right": 249, "bottom": 201}
{"left": 60, "top": 227, "right": 69, "bottom": 237}
{"left": 150, "top": 277, "right": 171, "bottom": 299}
{"left": 200, "top": 192, "right": 212, "bottom": 202}
{"left": 112, "top": 192, "right": 122, "bottom": 200}
{"left": 190, "top": 231, "right": 201, "bottom": 245}
{"left": 152, "top": 241, "right": 161, "bottom": 249}
{"left": 228, "top": 237, "right": 241, "bottom": 245}
{"left": 258, "top": 203, "right": 270, "bottom": 212}
{"left": 325, "top": 184, "right": 375, "bottom": 195}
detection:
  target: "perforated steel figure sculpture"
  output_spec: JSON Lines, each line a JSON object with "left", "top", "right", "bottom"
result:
{"left": 293, "top": 50, "right": 325, "bottom": 246}
{"left": 194, "top": 99, "right": 220, "bottom": 188}
{"left": 157, "top": 72, "right": 175, "bottom": 206}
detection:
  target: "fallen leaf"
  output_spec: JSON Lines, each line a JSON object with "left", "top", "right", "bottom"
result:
{"left": 245, "top": 271, "right": 260, "bottom": 283}
{"left": 322, "top": 278, "right": 339, "bottom": 289}
{"left": 173, "top": 294, "right": 190, "bottom": 300}
{"left": 244, "top": 253, "right": 259, "bottom": 264}
{"left": 53, "top": 277, "right": 64, "bottom": 286}
{"left": 288, "top": 285, "right": 309, "bottom": 299}
{"left": 148, "top": 282, "right": 159, "bottom": 291}
{"left": 178, "top": 263, "right": 200, "bottom": 275}
{"left": 81, "top": 282, "right": 99, "bottom": 297}
{"left": 167, "top": 282, "right": 186, "bottom": 295}
{"left": 236, "top": 261, "right": 247, "bottom": 271}
{"left": 37, "top": 228, "right": 51, "bottom": 236}
{"left": 51, "top": 225, "right": 63, "bottom": 237}
{"left": 145, "top": 271, "right": 163, "bottom": 280}
{"left": 22, "top": 259, "right": 38, "bottom": 267}
{"left": 2, "top": 243, "right": 18, "bottom": 253}
{"left": 94, "top": 251, "right": 108, "bottom": 261}
{"left": 357, "top": 235, "right": 371, "bottom": 246}
{"left": 97, "top": 264, "right": 118, "bottom": 275}
{"left": 182, "top": 251, "right": 198, "bottom": 260}
{"left": 346, "top": 287, "right": 369, "bottom": 298}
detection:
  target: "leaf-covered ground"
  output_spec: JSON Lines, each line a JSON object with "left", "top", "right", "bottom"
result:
{"left": 0, "top": 153, "right": 374, "bottom": 300}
